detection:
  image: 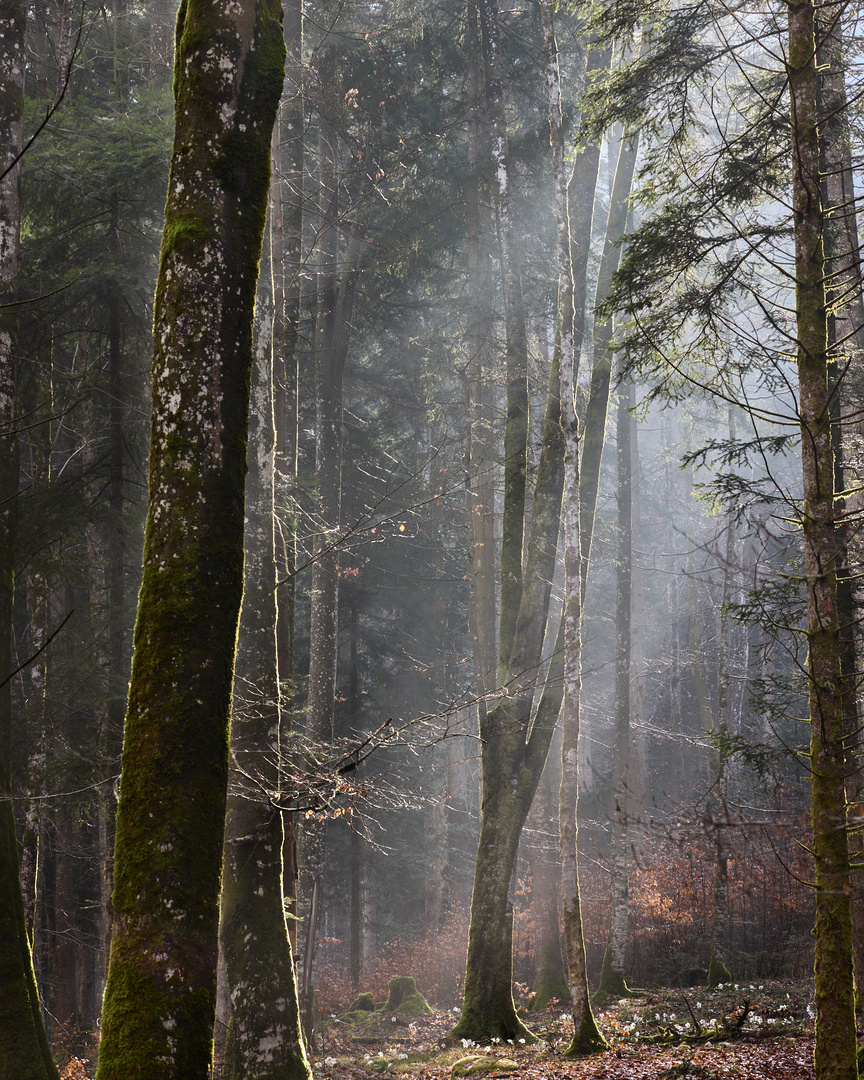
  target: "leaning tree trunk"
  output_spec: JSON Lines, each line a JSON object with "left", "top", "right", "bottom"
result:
{"left": 95, "top": 0, "right": 284, "bottom": 1075}
{"left": 0, "top": 0, "right": 60, "bottom": 1072}
{"left": 220, "top": 227, "right": 311, "bottom": 1080}
{"left": 788, "top": 3, "right": 857, "bottom": 1078}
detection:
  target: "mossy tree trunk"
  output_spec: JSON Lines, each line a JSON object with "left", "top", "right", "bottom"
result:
{"left": 452, "top": 0, "right": 566, "bottom": 1044}
{"left": 788, "top": 3, "right": 857, "bottom": 1077}
{"left": 94, "top": 0, "right": 284, "bottom": 1074}
{"left": 219, "top": 227, "right": 311, "bottom": 1080}
{"left": 0, "top": 0, "right": 59, "bottom": 1072}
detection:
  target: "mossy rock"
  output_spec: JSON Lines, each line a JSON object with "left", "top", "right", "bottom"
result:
{"left": 450, "top": 1057, "right": 518, "bottom": 1077}
{"left": 382, "top": 976, "right": 433, "bottom": 1016}
{"left": 349, "top": 992, "right": 376, "bottom": 1012}
{"left": 339, "top": 1009, "right": 379, "bottom": 1026}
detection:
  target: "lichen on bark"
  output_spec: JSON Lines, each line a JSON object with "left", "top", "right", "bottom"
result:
{"left": 95, "top": 0, "right": 285, "bottom": 1074}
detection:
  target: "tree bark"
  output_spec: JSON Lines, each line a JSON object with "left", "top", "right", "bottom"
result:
{"left": 596, "top": 375, "right": 633, "bottom": 1001}
{"left": 788, "top": 3, "right": 857, "bottom": 1077}
{"left": 452, "top": 0, "right": 567, "bottom": 1013}
{"left": 815, "top": 2, "right": 864, "bottom": 1017}
{"left": 0, "top": 0, "right": 60, "bottom": 1070}
{"left": 95, "top": 0, "right": 284, "bottom": 1073}
{"left": 540, "top": 0, "right": 605, "bottom": 1054}
{"left": 221, "top": 226, "right": 310, "bottom": 1080}
{"left": 579, "top": 129, "right": 638, "bottom": 587}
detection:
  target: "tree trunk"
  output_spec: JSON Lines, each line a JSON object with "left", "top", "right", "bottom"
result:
{"left": 220, "top": 222, "right": 310, "bottom": 1080}
{"left": 0, "top": 1, "right": 59, "bottom": 1071}
{"left": 540, "top": 0, "right": 605, "bottom": 1054}
{"left": 816, "top": 3, "right": 864, "bottom": 1018}
{"left": 578, "top": 129, "right": 638, "bottom": 585}
{"left": 452, "top": 0, "right": 568, "bottom": 1008}
{"left": 95, "top": 0, "right": 284, "bottom": 1074}
{"left": 464, "top": 0, "right": 497, "bottom": 704}
{"left": 272, "top": 0, "right": 304, "bottom": 958}
{"left": 788, "top": 3, "right": 857, "bottom": 1077}
{"left": 596, "top": 375, "right": 633, "bottom": 1001}
{"left": 708, "top": 417, "right": 735, "bottom": 989}
{"left": 527, "top": 743, "right": 568, "bottom": 1011}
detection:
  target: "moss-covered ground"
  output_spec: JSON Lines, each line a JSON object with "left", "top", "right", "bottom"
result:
{"left": 55, "top": 979, "right": 819, "bottom": 1078}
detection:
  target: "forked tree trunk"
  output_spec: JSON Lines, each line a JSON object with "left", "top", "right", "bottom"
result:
{"left": 95, "top": 0, "right": 284, "bottom": 1074}
{"left": 788, "top": 3, "right": 857, "bottom": 1077}
{"left": 451, "top": 0, "right": 567, "bottom": 1044}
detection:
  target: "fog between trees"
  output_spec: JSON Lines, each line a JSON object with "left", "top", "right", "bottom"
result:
{"left": 0, "top": 0, "right": 862, "bottom": 1077}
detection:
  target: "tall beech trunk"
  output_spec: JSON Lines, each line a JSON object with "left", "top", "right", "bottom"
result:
{"left": 596, "top": 376, "right": 633, "bottom": 1001}
{"left": 464, "top": 0, "right": 497, "bottom": 704}
{"left": 527, "top": 744, "right": 568, "bottom": 1011}
{"left": 95, "top": 0, "right": 284, "bottom": 1074}
{"left": 787, "top": 3, "right": 857, "bottom": 1078}
{"left": 451, "top": 0, "right": 567, "bottom": 1044}
{"left": 579, "top": 129, "right": 638, "bottom": 585}
{"left": 537, "top": 8, "right": 612, "bottom": 1054}
{"left": 220, "top": 231, "right": 310, "bottom": 1080}
{"left": 0, "top": 0, "right": 59, "bottom": 1070}
{"left": 272, "top": 0, "right": 304, "bottom": 957}
{"left": 541, "top": 1, "right": 606, "bottom": 1054}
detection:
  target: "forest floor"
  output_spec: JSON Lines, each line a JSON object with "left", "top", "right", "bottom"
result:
{"left": 310, "top": 980, "right": 815, "bottom": 1080}
{"left": 54, "top": 980, "right": 817, "bottom": 1078}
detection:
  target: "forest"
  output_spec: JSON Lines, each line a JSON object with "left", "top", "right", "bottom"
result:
{"left": 0, "top": 0, "right": 862, "bottom": 1077}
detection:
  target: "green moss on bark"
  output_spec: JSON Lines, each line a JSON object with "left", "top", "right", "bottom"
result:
{"left": 95, "top": 0, "right": 285, "bottom": 1071}
{"left": 706, "top": 957, "right": 731, "bottom": 990}
{"left": 592, "top": 948, "right": 636, "bottom": 1005}
{"left": 382, "top": 977, "right": 433, "bottom": 1016}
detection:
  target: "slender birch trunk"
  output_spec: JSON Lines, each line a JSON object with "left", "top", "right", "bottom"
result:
{"left": 95, "top": 0, "right": 284, "bottom": 1073}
